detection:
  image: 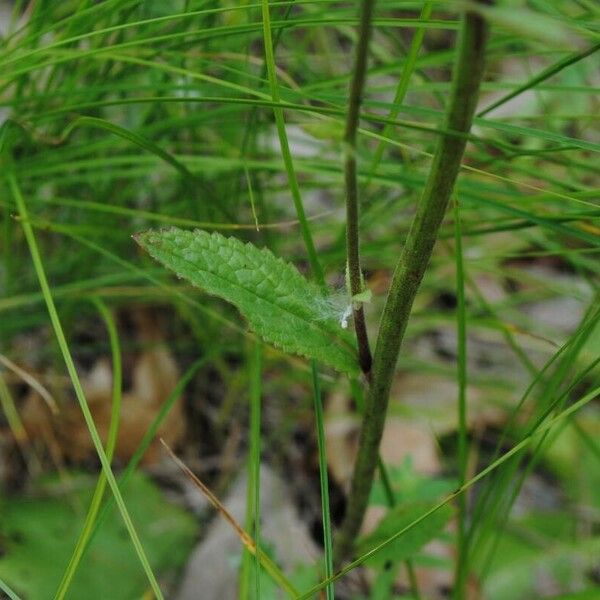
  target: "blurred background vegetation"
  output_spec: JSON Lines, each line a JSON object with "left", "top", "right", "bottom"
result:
{"left": 0, "top": 1, "right": 599, "bottom": 598}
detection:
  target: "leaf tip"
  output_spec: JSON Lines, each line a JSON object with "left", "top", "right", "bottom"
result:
{"left": 132, "top": 230, "right": 153, "bottom": 250}
{"left": 133, "top": 227, "right": 180, "bottom": 249}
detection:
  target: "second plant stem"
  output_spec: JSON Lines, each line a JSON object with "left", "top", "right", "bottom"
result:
{"left": 344, "top": 0, "right": 376, "bottom": 377}
{"left": 336, "top": 4, "right": 491, "bottom": 563}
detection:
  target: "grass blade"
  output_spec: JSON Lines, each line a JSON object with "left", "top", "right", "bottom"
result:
{"left": 298, "top": 383, "right": 600, "bottom": 598}
{"left": 365, "top": 0, "right": 434, "bottom": 184}
{"left": 260, "top": 0, "right": 325, "bottom": 286}
{"left": 312, "top": 361, "right": 335, "bottom": 599}
{"left": 9, "top": 172, "right": 164, "bottom": 600}
{"left": 240, "top": 340, "right": 263, "bottom": 599}
{"left": 54, "top": 298, "right": 122, "bottom": 600}
{"left": 452, "top": 199, "right": 468, "bottom": 599}
{"left": 61, "top": 116, "right": 197, "bottom": 184}
{"left": 477, "top": 41, "right": 600, "bottom": 116}
{"left": 77, "top": 353, "right": 215, "bottom": 563}
{"left": 0, "top": 577, "right": 22, "bottom": 600}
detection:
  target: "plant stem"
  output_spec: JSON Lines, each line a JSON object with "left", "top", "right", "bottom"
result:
{"left": 344, "top": 0, "right": 376, "bottom": 376}
{"left": 335, "top": 4, "right": 491, "bottom": 563}
{"left": 351, "top": 379, "right": 421, "bottom": 599}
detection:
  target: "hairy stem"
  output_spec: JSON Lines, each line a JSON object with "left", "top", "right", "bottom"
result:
{"left": 344, "top": 0, "right": 376, "bottom": 376}
{"left": 335, "top": 4, "right": 491, "bottom": 563}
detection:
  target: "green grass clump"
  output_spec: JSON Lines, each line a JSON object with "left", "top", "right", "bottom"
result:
{"left": 1, "top": 1, "right": 599, "bottom": 598}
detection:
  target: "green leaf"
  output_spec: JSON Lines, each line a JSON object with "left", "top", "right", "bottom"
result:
{"left": 0, "top": 472, "right": 197, "bottom": 600}
{"left": 356, "top": 502, "right": 453, "bottom": 567}
{"left": 352, "top": 289, "right": 372, "bottom": 304}
{"left": 369, "top": 458, "right": 456, "bottom": 507}
{"left": 134, "top": 228, "right": 358, "bottom": 374}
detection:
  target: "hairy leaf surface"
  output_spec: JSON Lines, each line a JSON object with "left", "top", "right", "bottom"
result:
{"left": 135, "top": 228, "right": 358, "bottom": 374}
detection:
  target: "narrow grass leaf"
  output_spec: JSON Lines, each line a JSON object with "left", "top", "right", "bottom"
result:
{"left": 260, "top": 0, "right": 325, "bottom": 285}
{"left": 240, "top": 340, "right": 263, "bottom": 600}
{"left": 453, "top": 199, "right": 469, "bottom": 599}
{"left": 0, "top": 576, "right": 22, "bottom": 600}
{"left": 312, "top": 361, "right": 335, "bottom": 599}
{"left": 299, "top": 383, "right": 600, "bottom": 598}
{"left": 9, "top": 173, "right": 164, "bottom": 600}
{"left": 61, "top": 116, "right": 197, "bottom": 184}
{"left": 54, "top": 298, "right": 122, "bottom": 600}
{"left": 78, "top": 353, "right": 216, "bottom": 561}
{"left": 478, "top": 41, "right": 600, "bottom": 117}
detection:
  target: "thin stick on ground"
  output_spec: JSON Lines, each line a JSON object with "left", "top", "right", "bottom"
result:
{"left": 160, "top": 439, "right": 300, "bottom": 598}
